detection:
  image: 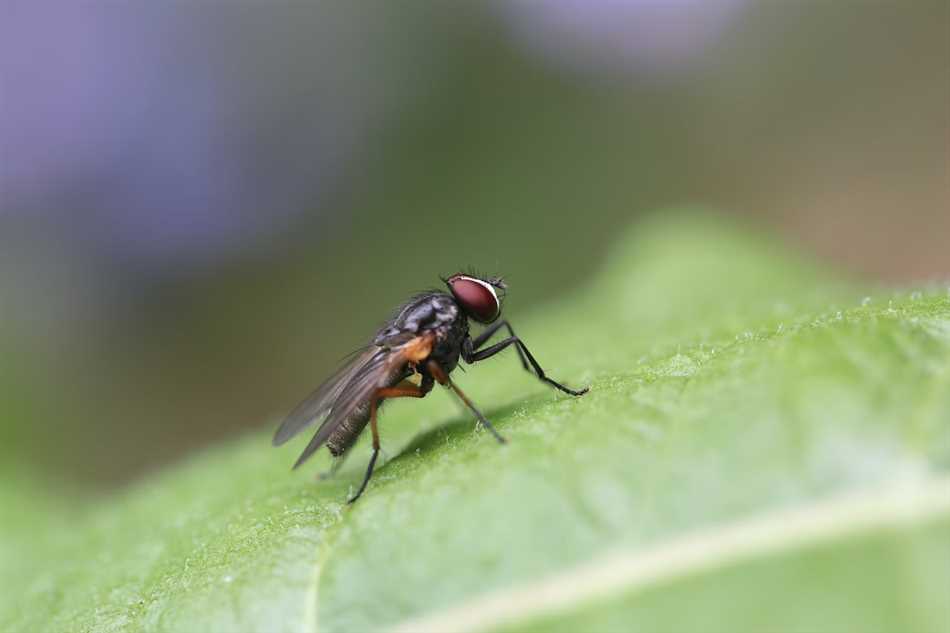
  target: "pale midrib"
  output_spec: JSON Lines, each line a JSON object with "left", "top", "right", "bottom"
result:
{"left": 388, "top": 476, "right": 950, "bottom": 633}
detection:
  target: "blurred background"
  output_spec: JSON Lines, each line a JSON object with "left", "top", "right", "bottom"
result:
{"left": 1, "top": 1, "right": 947, "bottom": 488}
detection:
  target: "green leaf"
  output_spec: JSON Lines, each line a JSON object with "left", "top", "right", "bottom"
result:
{"left": 3, "top": 213, "right": 949, "bottom": 633}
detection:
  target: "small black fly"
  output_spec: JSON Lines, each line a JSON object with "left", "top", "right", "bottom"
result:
{"left": 273, "top": 273, "right": 588, "bottom": 503}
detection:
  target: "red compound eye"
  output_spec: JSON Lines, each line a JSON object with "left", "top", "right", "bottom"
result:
{"left": 447, "top": 274, "right": 500, "bottom": 323}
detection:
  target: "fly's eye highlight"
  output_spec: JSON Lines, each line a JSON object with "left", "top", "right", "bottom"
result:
{"left": 447, "top": 274, "right": 501, "bottom": 323}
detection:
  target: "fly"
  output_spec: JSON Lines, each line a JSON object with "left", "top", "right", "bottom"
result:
{"left": 272, "top": 273, "right": 588, "bottom": 503}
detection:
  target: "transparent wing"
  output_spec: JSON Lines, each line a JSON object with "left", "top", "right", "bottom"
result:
{"left": 290, "top": 346, "right": 410, "bottom": 469}
{"left": 272, "top": 347, "right": 377, "bottom": 447}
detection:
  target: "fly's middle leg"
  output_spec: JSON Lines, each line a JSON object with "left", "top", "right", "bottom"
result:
{"left": 427, "top": 360, "right": 506, "bottom": 445}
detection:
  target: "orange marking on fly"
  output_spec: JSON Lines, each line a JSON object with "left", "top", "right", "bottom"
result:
{"left": 402, "top": 333, "right": 435, "bottom": 363}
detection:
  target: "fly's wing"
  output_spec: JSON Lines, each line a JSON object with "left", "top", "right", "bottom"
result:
{"left": 290, "top": 347, "right": 406, "bottom": 469}
{"left": 290, "top": 333, "right": 436, "bottom": 469}
{"left": 272, "top": 347, "right": 377, "bottom": 446}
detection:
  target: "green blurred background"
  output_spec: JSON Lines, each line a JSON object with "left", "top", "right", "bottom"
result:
{"left": 1, "top": 1, "right": 947, "bottom": 487}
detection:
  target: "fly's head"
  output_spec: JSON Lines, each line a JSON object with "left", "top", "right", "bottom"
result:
{"left": 443, "top": 273, "right": 506, "bottom": 324}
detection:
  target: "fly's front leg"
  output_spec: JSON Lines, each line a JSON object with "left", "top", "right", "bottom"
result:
{"left": 468, "top": 320, "right": 529, "bottom": 370}
{"left": 464, "top": 329, "right": 588, "bottom": 397}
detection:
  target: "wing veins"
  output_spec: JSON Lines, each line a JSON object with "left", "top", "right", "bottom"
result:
{"left": 272, "top": 347, "right": 375, "bottom": 446}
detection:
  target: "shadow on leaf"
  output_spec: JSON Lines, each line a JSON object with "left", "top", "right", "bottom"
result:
{"left": 390, "top": 394, "right": 554, "bottom": 465}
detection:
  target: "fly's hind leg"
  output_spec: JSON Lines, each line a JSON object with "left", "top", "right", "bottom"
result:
{"left": 347, "top": 380, "right": 430, "bottom": 504}
{"left": 318, "top": 455, "right": 346, "bottom": 480}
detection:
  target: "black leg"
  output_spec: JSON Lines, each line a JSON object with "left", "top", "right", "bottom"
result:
{"left": 348, "top": 448, "right": 378, "bottom": 504}
{"left": 427, "top": 360, "right": 507, "bottom": 444}
{"left": 467, "top": 335, "right": 588, "bottom": 397}
{"left": 471, "top": 320, "right": 529, "bottom": 370}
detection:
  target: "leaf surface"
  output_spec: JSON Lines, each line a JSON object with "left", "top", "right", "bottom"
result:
{"left": 3, "top": 214, "right": 948, "bottom": 633}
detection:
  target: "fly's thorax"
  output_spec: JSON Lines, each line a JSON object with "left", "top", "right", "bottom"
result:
{"left": 428, "top": 312, "right": 467, "bottom": 374}
{"left": 374, "top": 292, "right": 460, "bottom": 344}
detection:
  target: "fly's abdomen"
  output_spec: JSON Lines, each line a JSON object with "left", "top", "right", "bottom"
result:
{"left": 325, "top": 362, "right": 408, "bottom": 457}
{"left": 326, "top": 401, "right": 372, "bottom": 457}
